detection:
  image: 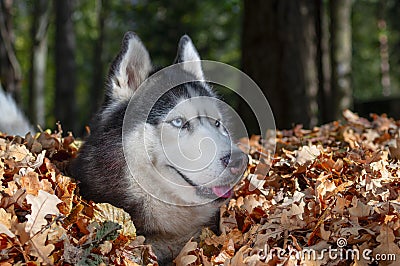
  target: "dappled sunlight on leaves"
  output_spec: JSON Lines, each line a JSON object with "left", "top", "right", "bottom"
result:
{"left": 0, "top": 129, "right": 156, "bottom": 265}
{"left": 178, "top": 110, "right": 400, "bottom": 265}
{"left": 1, "top": 110, "right": 400, "bottom": 264}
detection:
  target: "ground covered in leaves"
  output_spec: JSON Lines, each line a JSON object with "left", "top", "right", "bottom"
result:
{"left": 1, "top": 110, "right": 400, "bottom": 265}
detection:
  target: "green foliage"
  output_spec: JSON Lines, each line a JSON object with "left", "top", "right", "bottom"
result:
{"left": 13, "top": 1, "right": 33, "bottom": 111}
{"left": 75, "top": 0, "right": 241, "bottom": 131}
{"left": 76, "top": 221, "right": 121, "bottom": 265}
{"left": 9, "top": 0, "right": 400, "bottom": 130}
{"left": 352, "top": 0, "right": 379, "bottom": 100}
{"left": 386, "top": 0, "right": 400, "bottom": 93}
{"left": 352, "top": 0, "right": 400, "bottom": 100}
{"left": 10, "top": 0, "right": 240, "bottom": 130}
{"left": 77, "top": 253, "right": 105, "bottom": 266}
{"left": 94, "top": 220, "right": 121, "bottom": 242}
{"left": 131, "top": 0, "right": 241, "bottom": 67}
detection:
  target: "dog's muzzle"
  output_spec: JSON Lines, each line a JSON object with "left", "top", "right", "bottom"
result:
{"left": 221, "top": 151, "right": 249, "bottom": 180}
{"left": 199, "top": 151, "right": 249, "bottom": 199}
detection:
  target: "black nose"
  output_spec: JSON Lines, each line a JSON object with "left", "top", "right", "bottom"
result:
{"left": 221, "top": 151, "right": 248, "bottom": 174}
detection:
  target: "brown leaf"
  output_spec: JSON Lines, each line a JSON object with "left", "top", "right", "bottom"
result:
{"left": 20, "top": 172, "right": 41, "bottom": 195}
{"left": 28, "top": 229, "right": 55, "bottom": 264}
{"left": 174, "top": 238, "right": 199, "bottom": 266}
{"left": 373, "top": 224, "right": 400, "bottom": 265}
{"left": 25, "top": 190, "right": 62, "bottom": 236}
{"left": 389, "top": 138, "right": 400, "bottom": 160}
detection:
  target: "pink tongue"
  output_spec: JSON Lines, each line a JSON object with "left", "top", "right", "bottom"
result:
{"left": 212, "top": 186, "right": 232, "bottom": 198}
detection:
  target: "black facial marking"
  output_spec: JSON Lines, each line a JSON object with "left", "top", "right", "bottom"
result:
{"left": 146, "top": 81, "right": 216, "bottom": 125}
{"left": 167, "top": 165, "right": 198, "bottom": 187}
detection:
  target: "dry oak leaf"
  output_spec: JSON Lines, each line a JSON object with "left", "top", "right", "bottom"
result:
{"left": 0, "top": 159, "right": 4, "bottom": 180}
{"left": 227, "top": 246, "right": 252, "bottom": 266}
{"left": 28, "top": 229, "right": 55, "bottom": 264}
{"left": 93, "top": 203, "right": 136, "bottom": 239}
{"left": 0, "top": 137, "right": 7, "bottom": 150}
{"left": 1, "top": 188, "right": 27, "bottom": 209}
{"left": 352, "top": 242, "right": 375, "bottom": 266}
{"left": 7, "top": 143, "right": 30, "bottom": 162}
{"left": 55, "top": 173, "right": 76, "bottom": 215}
{"left": 99, "top": 240, "right": 113, "bottom": 255}
{"left": 28, "top": 150, "right": 46, "bottom": 169}
{"left": 25, "top": 190, "right": 62, "bottom": 236}
{"left": 0, "top": 208, "right": 14, "bottom": 238}
{"left": 389, "top": 138, "right": 400, "bottom": 160}
{"left": 241, "top": 194, "right": 263, "bottom": 214}
{"left": 174, "top": 238, "right": 199, "bottom": 266}
{"left": 339, "top": 223, "right": 375, "bottom": 237}
{"left": 219, "top": 204, "right": 238, "bottom": 234}
{"left": 348, "top": 197, "right": 372, "bottom": 218}
{"left": 319, "top": 225, "right": 331, "bottom": 241}
{"left": 372, "top": 224, "right": 400, "bottom": 265}
{"left": 331, "top": 196, "right": 348, "bottom": 215}
{"left": 316, "top": 177, "right": 337, "bottom": 200}
{"left": 296, "top": 145, "right": 321, "bottom": 165}
{"left": 20, "top": 171, "right": 41, "bottom": 195}
{"left": 212, "top": 238, "right": 235, "bottom": 264}
{"left": 342, "top": 109, "right": 371, "bottom": 127}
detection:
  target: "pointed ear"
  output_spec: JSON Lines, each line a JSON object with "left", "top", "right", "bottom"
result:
{"left": 107, "top": 32, "right": 152, "bottom": 102}
{"left": 174, "top": 35, "right": 204, "bottom": 80}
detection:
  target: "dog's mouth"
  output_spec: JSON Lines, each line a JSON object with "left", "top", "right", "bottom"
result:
{"left": 166, "top": 165, "right": 236, "bottom": 199}
{"left": 196, "top": 184, "right": 233, "bottom": 199}
{"left": 212, "top": 185, "right": 232, "bottom": 198}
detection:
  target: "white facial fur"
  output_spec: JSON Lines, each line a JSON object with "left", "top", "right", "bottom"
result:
{"left": 159, "top": 97, "right": 231, "bottom": 186}
{"left": 123, "top": 95, "right": 234, "bottom": 204}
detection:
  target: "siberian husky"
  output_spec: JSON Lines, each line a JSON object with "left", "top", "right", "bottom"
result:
{"left": 71, "top": 32, "right": 248, "bottom": 263}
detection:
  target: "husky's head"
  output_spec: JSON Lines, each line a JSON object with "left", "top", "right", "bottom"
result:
{"left": 103, "top": 32, "right": 248, "bottom": 205}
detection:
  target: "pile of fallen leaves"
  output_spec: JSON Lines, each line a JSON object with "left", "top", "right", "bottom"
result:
{"left": 176, "top": 110, "right": 400, "bottom": 265}
{"left": 0, "top": 126, "right": 157, "bottom": 265}
{"left": 1, "top": 110, "right": 400, "bottom": 265}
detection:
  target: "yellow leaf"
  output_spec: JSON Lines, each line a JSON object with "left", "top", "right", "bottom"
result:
{"left": 93, "top": 203, "right": 136, "bottom": 239}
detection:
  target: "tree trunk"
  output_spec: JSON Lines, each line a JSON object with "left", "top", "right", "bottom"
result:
{"left": 240, "top": 0, "right": 318, "bottom": 132}
{"left": 29, "top": 0, "right": 50, "bottom": 128}
{"left": 54, "top": 0, "right": 77, "bottom": 133}
{"left": 315, "top": 0, "right": 332, "bottom": 124}
{"left": 89, "top": 0, "right": 108, "bottom": 121}
{"left": 378, "top": 0, "right": 391, "bottom": 96}
{"left": 0, "top": 0, "right": 22, "bottom": 101}
{"left": 329, "top": 0, "right": 352, "bottom": 120}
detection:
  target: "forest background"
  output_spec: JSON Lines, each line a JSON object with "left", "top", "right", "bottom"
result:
{"left": 0, "top": 0, "right": 399, "bottom": 135}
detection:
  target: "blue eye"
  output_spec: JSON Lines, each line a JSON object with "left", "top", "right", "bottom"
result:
{"left": 171, "top": 118, "right": 184, "bottom": 128}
